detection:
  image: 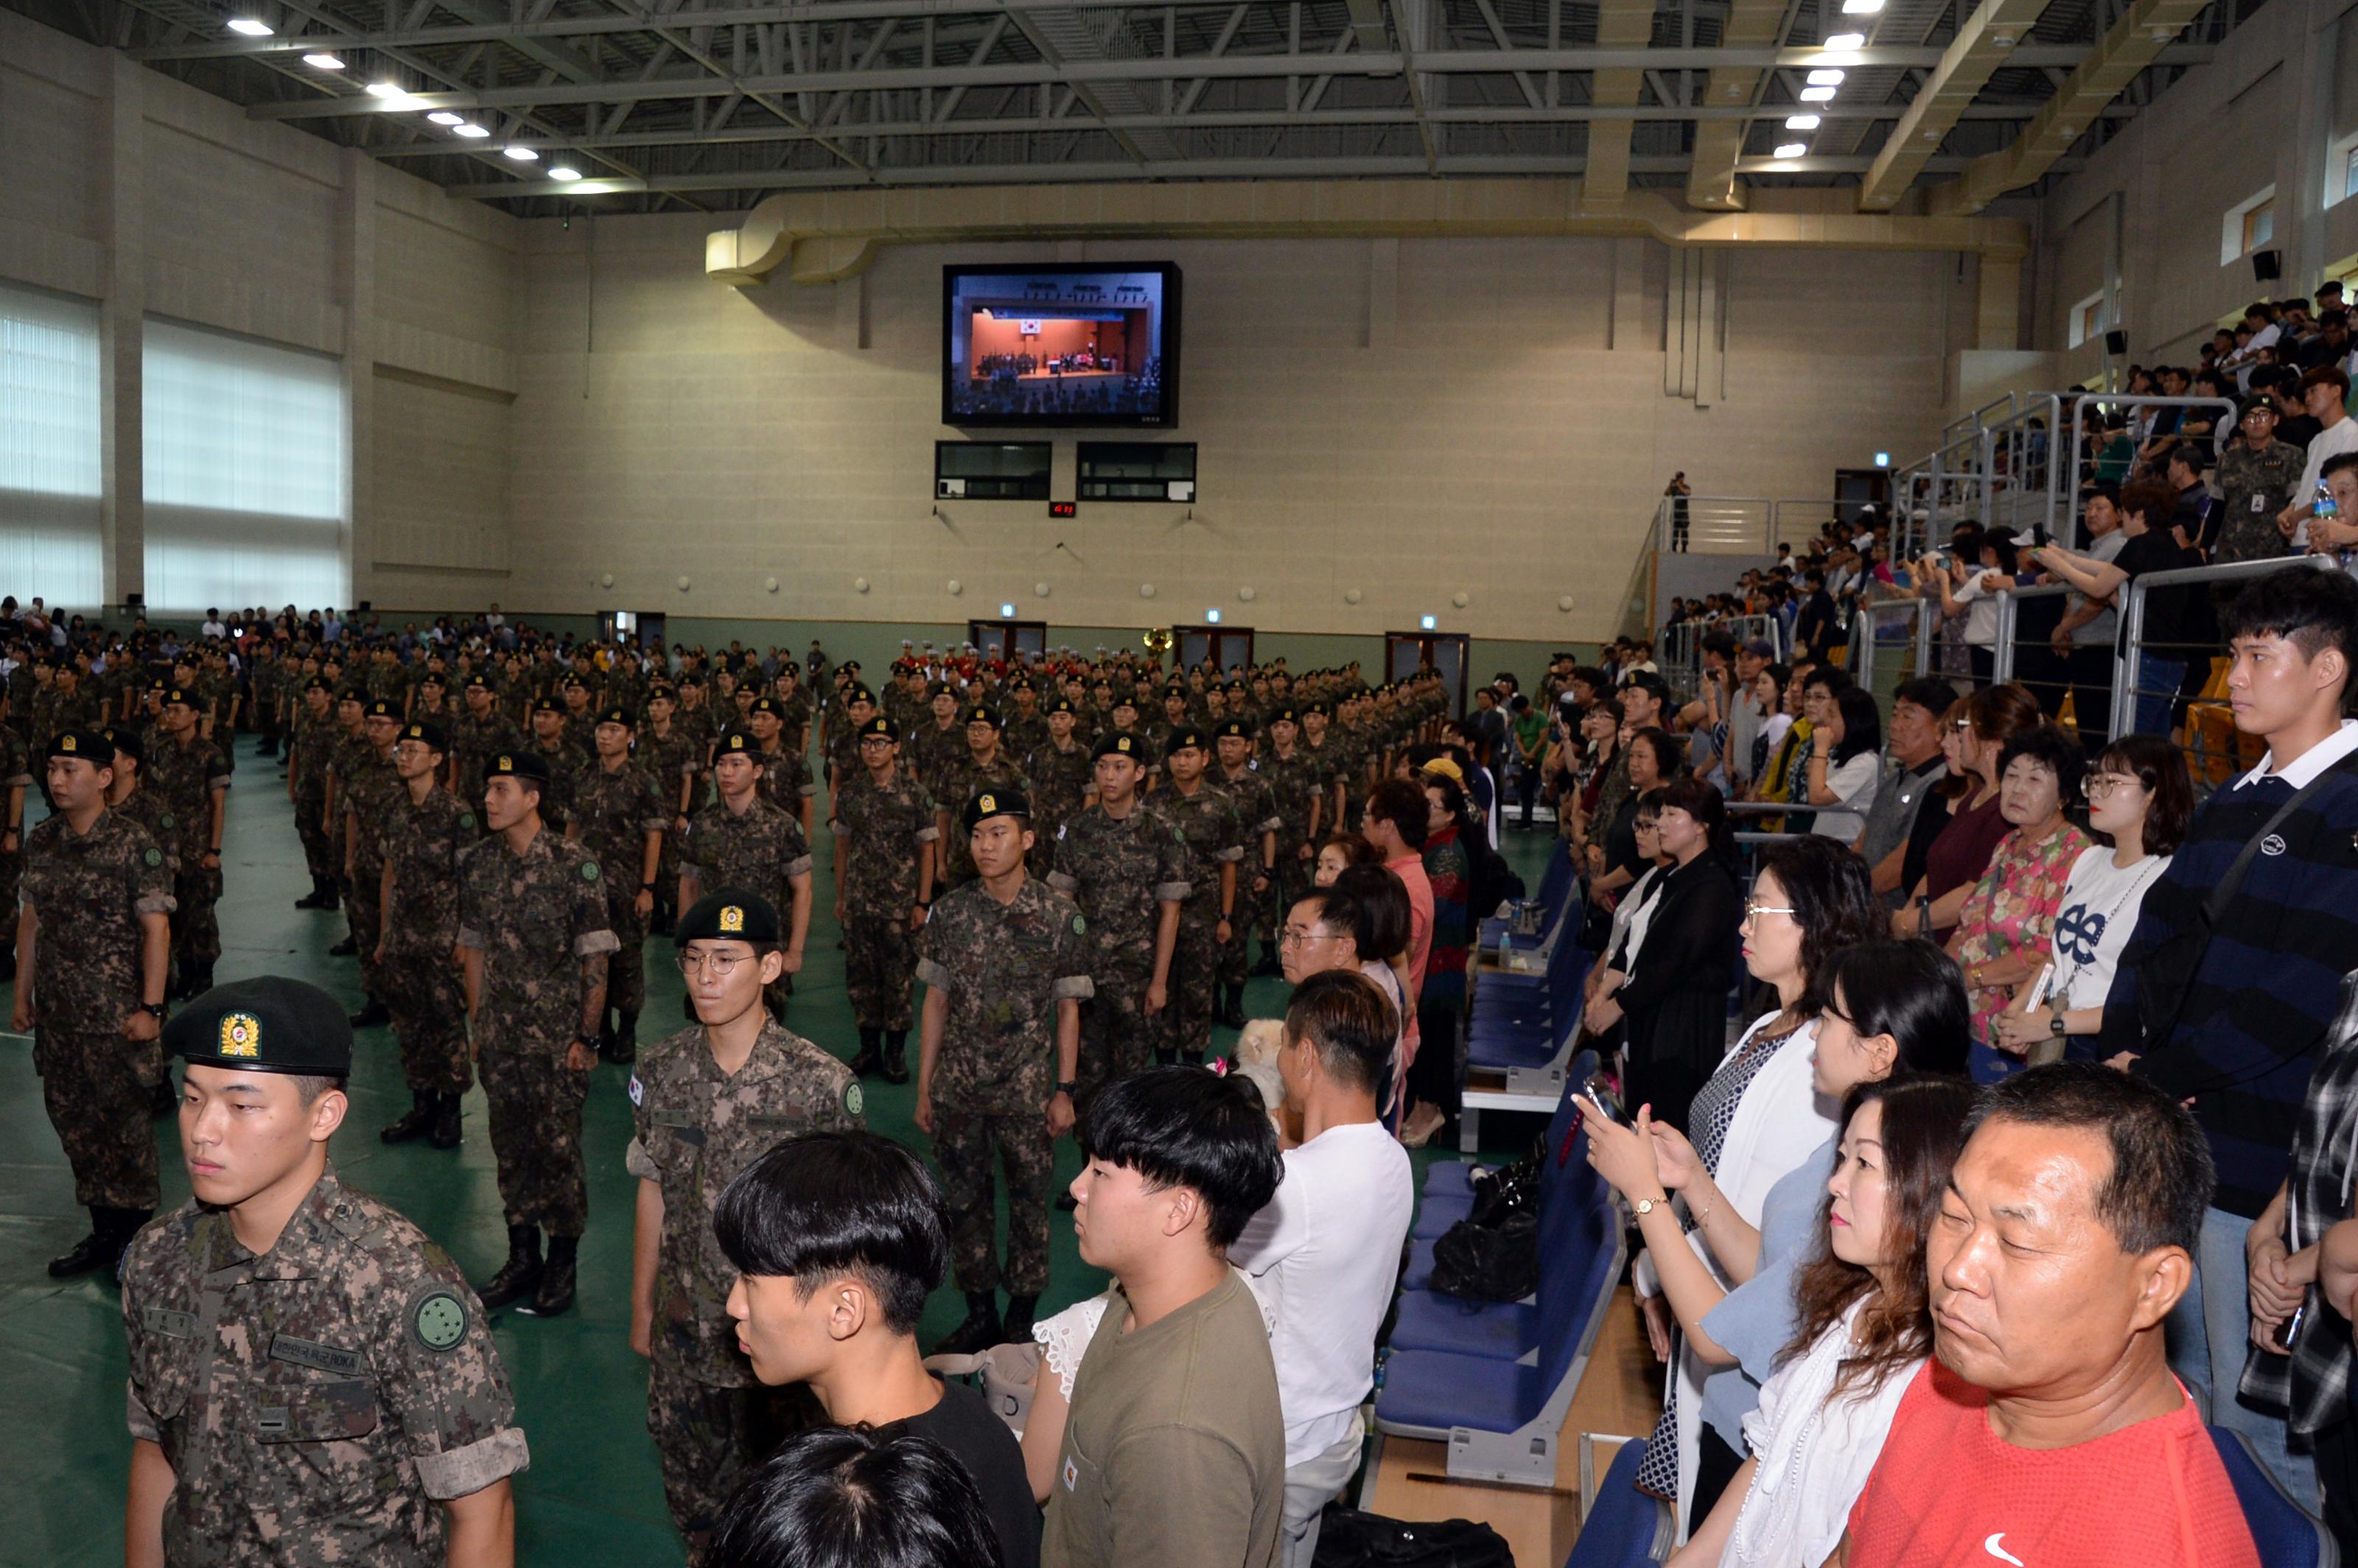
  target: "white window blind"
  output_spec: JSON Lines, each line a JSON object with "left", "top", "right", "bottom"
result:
{"left": 143, "top": 318, "right": 347, "bottom": 612}
{"left": 0, "top": 281, "right": 105, "bottom": 606}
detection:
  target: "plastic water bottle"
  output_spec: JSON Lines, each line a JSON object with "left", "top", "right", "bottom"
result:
{"left": 2317, "top": 477, "right": 2340, "bottom": 531}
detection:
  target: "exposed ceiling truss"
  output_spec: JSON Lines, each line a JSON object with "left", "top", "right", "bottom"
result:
{"left": 4, "top": 0, "right": 2246, "bottom": 217}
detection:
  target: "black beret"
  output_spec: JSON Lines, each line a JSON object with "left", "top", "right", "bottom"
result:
{"left": 1046, "top": 697, "right": 1077, "bottom": 716}
{"left": 1165, "top": 727, "right": 1208, "bottom": 757}
{"left": 303, "top": 675, "right": 332, "bottom": 693}
{"left": 1215, "top": 718, "right": 1254, "bottom": 740}
{"left": 675, "top": 888, "right": 781, "bottom": 947}
{"left": 647, "top": 684, "right": 677, "bottom": 702}
{"left": 400, "top": 721, "right": 449, "bottom": 752}
{"left": 858, "top": 716, "right": 900, "bottom": 741}
{"left": 103, "top": 727, "right": 144, "bottom": 765}
{"left": 419, "top": 670, "right": 447, "bottom": 687}
{"left": 598, "top": 705, "right": 636, "bottom": 729}
{"left": 964, "top": 704, "right": 1001, "bottom": 729}
{"left": 714, "top": 729, "right": 758, "bottom": 757}
{"left": 364, "top": 699, "right": 399, "bottom": 721}
{"left": 462, "top": 673, "right": 492, "bottom": 691}
{"left": 846, "top": 686, "right": 876, "bottom": 706}
{"left": 676, "top": 671, "right": 705, "bottom": 687}
{"left": 1091, "top": 732, "right": 1144, "bottom": 763}
{"left": 46, "top": 728, "right": 113, "bottom": 763}
{"left": 749, "top": 696, "right": 782, "bottom": 717}
{"left": 167, "top": 976, "right": 353, "bottom": 1077}
{"left": 1268, "top": 706, "right": 1301, "bottom": 726}
{"left": 532, "top": 696, "right": 562, "bottom": 715}
{"left": 162, "top": 687, "right": 198, "bottom": 710}
{"left": 487, "top": 750, "right": 551, "bottom": 785}
{"left": 962, "top": 786, "right": 1029, "bottom": 832}
{"left": 561, "top": 675, "right": 590, "bottom": 692}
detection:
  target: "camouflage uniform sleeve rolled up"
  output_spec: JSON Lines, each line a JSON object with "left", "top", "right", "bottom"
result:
{"left": 623, "top": 1045, "right": 665, "bottom": 1181}
{"left": 455, "top": 844, "right": 486, "bottom": 951}
{"left": 915, "top": 901, "right": 955, "bottom": 993}
{"left": 569, "top": 853, "right": 620, "bottom": 958}
{"left": 1050, "top": 892, "right": 1096, "bottom": 1003}
{"left": 377, "top": 1242, "right": 531, "bottom": 1500}
{"left": 779, "top": 814, "right": 814, "bottom": 881}
{"left": 1155, "top": 810, "right": 1193, "bottom": 905}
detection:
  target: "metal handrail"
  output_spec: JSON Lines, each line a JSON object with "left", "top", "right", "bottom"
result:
{"left": 1654, "top": 494, "right": 1777, "bottom": 555}
{"left": 2062, "top": 396, "right": 2235, "bottom": 542}
{"left": 2111, "top": 553, "right": 2339, "bottom": 740}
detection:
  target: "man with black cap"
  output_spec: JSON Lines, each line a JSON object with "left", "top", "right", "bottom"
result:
{"left": 2214, "top": 393, "right": 2307, "bottom": 565}
{"left": 1212, "top": 718, "right": 1283, "bottom": 1029}
{"left": 917, "top": 787, "right": 1092, "bottom": 1356}
{"left": 1150, "top": 727, "right": 1246, "bottom": 1065}
{"left": 1024, "top": 695, "right": 1091, "bottom": 873}
{"left": 909, "top": 682, "right": 965, "bottom": 791}
{"left": 747, "top": 696, "right": 816, "bottom": 836}
{"left": 458, "top": 748, "right": 620, "bottom": 1317}
{"left": 1260, "top": 707, "right": 1321, "bottom": 968}
{"left": 377, "top": 720, "right": 475, "bottom": 1148}
{"left": 628, "top": 889, "right": 864, "bottom": 1553}
{"left": 1048, "top": 732, "right": 1186, "bottom": 1094}
{"left": 287, "top": 675, "right": 341, "bottom": 906}
{"left": 147, "top": 685, "right": 231, "bottom": 1001}
{"left": 449, "top": 672, "right": 524, "bottom": 827}
{"left": 122, "top": 977, "right": 528, "bottom": 1566}
{"left": 931, "top": 703, "right": 1029, "bottom": 893}
{"left": 640, "top": 681, "right": 700, "bottom": 930}
{"left": 522, "top": 696, "right": 581, "bottom": 830}
{"left": 570, "top": 704, "right": 668, "bottom": 1065}
{"left": 681, "top": 730, "right": 811, "bottom": 1023}
{"left": 14, "top": 728, "right": 175, "bottom": 1278}
{"left": 338, "top": 697, "right": 404, "bottom": 1027}
{"left": 831, "top": 715, "right": 936, "bottom": 1084}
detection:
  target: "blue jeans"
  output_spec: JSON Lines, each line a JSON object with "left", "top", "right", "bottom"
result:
{"left": 2166, "top": 1203, "right": 2320, "bottom": 1512}
{"left": 2132, "top": 655, "right": 2186, "bottom": 738}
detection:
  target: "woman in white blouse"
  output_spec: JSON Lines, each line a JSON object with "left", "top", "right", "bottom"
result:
{"left": 1670, "top": 1074, "right": 1977, "bottom": 1568}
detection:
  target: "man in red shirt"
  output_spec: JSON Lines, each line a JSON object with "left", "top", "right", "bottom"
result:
{"left": 1360, "top": 778, "right": 1432, "bottom": 1111}
{"left": 1839, "top": 1063, "right": 2261, "bottom": 1567}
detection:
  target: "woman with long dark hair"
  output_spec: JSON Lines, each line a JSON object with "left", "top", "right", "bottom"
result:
{"left": 1582, "top": 836, "right": 1883, "bottom": 1526}
{"left": 1668, "top": 1075, "right": 1978, "bottom": 1568}
{"left": 1802, "top": 685, "right": 1884, "bottom": 842}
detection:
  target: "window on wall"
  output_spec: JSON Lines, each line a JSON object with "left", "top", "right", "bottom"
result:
{"left": 0, "top": 281, "right": 106, "bottom": 606}
{"left": 143, "top": 319, "right": 347, "bottom": 613}
{"left": 2068, "top": 290, "right": 2108, "bottom": 349}
{"left": 2223, "top": 186, "right": 2277, "bottom": 265}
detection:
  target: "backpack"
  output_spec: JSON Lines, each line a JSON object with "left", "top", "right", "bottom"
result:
{"left": 1426, "top": 1208, "right": 1539, "bottom": 1303}
{"left": 1311, "top": 1509, "right": 1516, "bottom": 1568}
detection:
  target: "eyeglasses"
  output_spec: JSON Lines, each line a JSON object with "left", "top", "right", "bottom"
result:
{"left": 1743, "top": 903, "right": 1798, "bottom": 921}
{"left": 1279, "top": 927, "right": 1340, "bottom": 948}
{"left": 676, "top": 950, "right": 751, "bottom": 978}
{"left": 2084, "top": 773, "right": 2142, "bottom": 799}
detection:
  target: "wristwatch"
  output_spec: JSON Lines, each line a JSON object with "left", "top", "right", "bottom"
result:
{"left": 2049, "top": 1005, "right": 2068, "bottom": 1037}
{"left": 1632, "top": 1196, "right": 1663, "bottom": 1217}
{"left": 141, "top": 1001, "right": 168, "bottom": 1020}
{"left": 1054, "top": 1079, "right": 1078, "bottom": 1098}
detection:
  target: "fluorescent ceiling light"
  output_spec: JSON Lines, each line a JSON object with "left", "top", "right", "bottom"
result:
{"left": 1823, "top": 32, "right": 1866, "bottom": 48}
{"left": 225, "top": 18, "right": 273, "bottom": 35}
{"left": 1806, "top": 68, "right": 1845, "bottom": 84}
{"left": 364, "top": 80, "right": 405, "bottom": 97}
{"left": 548, "top": 165, "right": 583, "bottom": 181}
{"left": 1841, "top": 0, "right": 1885, "bottom": 11}
{"left": 1774, "top": 141, "right": 1809, "bottom": 158}
{"left": 502, "top": 145, "right": 539, "bottom": 161}
{"left": 428, "top": 111, "right": 463, "bottom": 125}
{"left": 1785, "top": 113, "right": 1822, "bottom": 128}
{"left": 301, "top": 51, "right": 344, "bottom": 68}
{"left": 1799, "top": 85, "right": 1837, "bottom": 101}
{"left": 453, "top": 122, "right": 491, "bottom": 138}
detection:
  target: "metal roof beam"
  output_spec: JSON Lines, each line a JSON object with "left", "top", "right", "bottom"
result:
{"left": 1857, "top": 0, "right": 2060, "bottom": 209}
{"left": 1683, "top": 0, "right": 1788, "bottom": 211}
{"left": 1581, "top": 0, "right": 1662, "bottom": 214}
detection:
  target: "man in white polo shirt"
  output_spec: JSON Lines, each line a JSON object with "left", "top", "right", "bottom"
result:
{"left": 1231, "top": 968, "right": 1415, "bottom": 1567}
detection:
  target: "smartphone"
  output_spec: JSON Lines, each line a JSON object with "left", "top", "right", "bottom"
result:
{"left": 1581, "top": 1085, "right": 1627, "bottom": 1126}
{"left": 2275, "top": 1302, "right": 2306, "bottom": 1352}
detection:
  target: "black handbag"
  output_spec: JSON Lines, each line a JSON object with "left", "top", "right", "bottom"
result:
{"left": 1311, "top": 1509, "right": 1516, "bottom": 1568}
{"left": 1427, "top": 1209, "right": 1539, "bottom": 1303}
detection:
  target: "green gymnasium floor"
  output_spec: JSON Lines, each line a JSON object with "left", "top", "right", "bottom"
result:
{"left": 0, "top": 739, "right": 1544, "bottom": 1566}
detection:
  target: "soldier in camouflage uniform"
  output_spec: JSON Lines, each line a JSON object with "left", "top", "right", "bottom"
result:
{"left": 628, "top": 890, "right": 862, "bottom": 1555}
{"left": 0, "top": 706, "right": 29, "bottom": 979}
{"left": 639, "top": 682, "right": 701, "bottom": 934}
{"left": 747, "top": 696, "right": 816, "bottom": 836}
{"left": 929, "top": 704, "right": 1029, "bottom": 893}
{"left": 523, "top": 697, "right": 581, "bottom": 829}
{"left": 323, "top": 687, "right": 373, "bottom": 954}
{"left": 123, "top": 979, "right": 528, "bottom": 1568}
{"left": 338, "top": 698, "right": 405, "bottom": 1027}
{"left": 1023, "top": 696, "right": 1092, "bottom": 876}
{"left": 908, "top": 683, "right": 965, "bottom": 791}
{"left": 1211, "top": 718, "right": 1284, "bottom": 1028}
{"left": 1149, "top": 728, "right": 1245, "bottom": 1065}
{"left": 831, "top": 715, "right": 936, "bottom": 1085}
{"left": 377, "top": 720, "right": 475, "bottom": 1150}
{"left": 287, "top": 677, "right": 341, "bottom": 909}
{"left": 570, "top": 704, "right": 668, "bottom": 1064}
{"left": 1047, "top": 732, "right": 1185, "bottom": 1095}
{"left": 15, "top": 729, "right": 174, "bottom": 1277}
{"left": 1260, "top": 706, "right": 1324, "bottom": 974}
{"left": 1001, "top": 680, "right": 1049, "bottom": 763}
{"left": 458, "top": 749, "right": 618, "bottom": 1318}
{"left": 917, "top": 787, "right": 1091, "bottom": 1357}
{"left": 449, "top": 673, "right": 524, "bottom": 827}
{"left": 679, "top": 731, "right": 811, "bottom": 1023}
{"left": 822, "top": 686, "right": 878, "bottom": 803}
{"left": 147, "top": 687, "right": 232, "bottom": 1001}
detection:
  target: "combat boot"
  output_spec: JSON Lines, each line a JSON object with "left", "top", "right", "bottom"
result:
{"left": 381, "top": 1088, "right": 434, "bottom": 1143}
{"left": 1218, "top": 984, "right": 1248, "bottom": 1029}
{"left": 608, "top": 1009, "right": 638, "bottom": 1065}
{"left": 328, "top": 934, "right": 358, "bottom": 956}
{"left": 847, "top": 1028, "right": 882, "bottom": 1078}
{"left": 348, "top": 998, "right": 390, "bottom": 1029}
{"left": 476, "top": 1225, "right": 543, "bottom": 1309}
{"left": 1001, "top": 1293, "right": 1040, "bottom": 1346}
{"left": 294, "top": 875, "right": 332, "bottom": 910}
{"left": 429, "top": 1092, "right": 463, "bottom": 1149}
{"left": 46, "top": 1210, "right": 114, "bottom": 1278}
{"left": 931, "top": 1290, "right": 1003, "bottom": 1357}
{"left": 519, "top": 1234, "right": 576, "bottom": 1317}
{"left": 881, "top": 1030, "right": 912, "bottom": 1085}
{"left": 1254, "top": 943, "right": 1284, "bottom": 976}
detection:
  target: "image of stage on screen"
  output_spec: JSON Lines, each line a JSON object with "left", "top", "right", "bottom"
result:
{"left": 942, "top": 264, "right": 1178, "bottom": 427}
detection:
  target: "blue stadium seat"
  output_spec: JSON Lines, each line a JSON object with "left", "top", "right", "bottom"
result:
{"left": 1421, "top": 1051, "right": 1598, "bottom": 1200}
{"left": 2209, "top": 1425, "right": 2336, "bottom": 1568}
{"left": 1563, "top": 1436, "right": 1673, "bottom": 1567}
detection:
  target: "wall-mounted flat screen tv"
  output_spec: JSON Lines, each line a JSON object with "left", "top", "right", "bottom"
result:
{"left": 942, "top": 262, "right": 1180, "bottom": 429}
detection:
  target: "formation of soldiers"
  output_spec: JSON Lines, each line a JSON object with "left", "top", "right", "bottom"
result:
{"left": 6, "top": 607, "right": 1456, "bottom": 1564}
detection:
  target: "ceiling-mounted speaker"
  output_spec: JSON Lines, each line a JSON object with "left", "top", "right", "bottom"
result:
{"left": 2104, "top": 328, "right": 2128, "bottom": 357}
{"left": 2253, "top": 248, "right": 2284, "bottom": 283}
